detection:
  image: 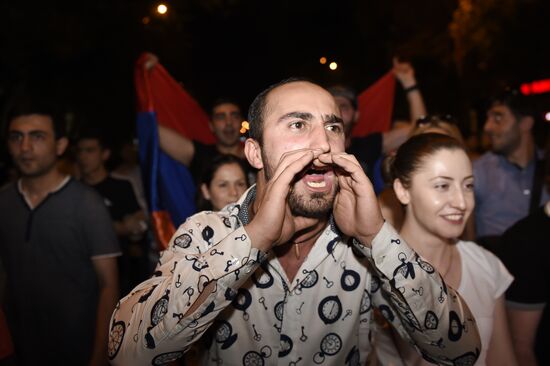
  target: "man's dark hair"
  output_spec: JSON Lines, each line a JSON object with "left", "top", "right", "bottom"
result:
{"left": 76, "top": 127, "right": 110, "bottom": 150}
{"left": 209, "top": 98, "right": 242, "bottom": 119}
{"left": 5, "top": 96, "right": 66, "bottom": 139}
{"left": 327, "top": 85, "right": 358, "bottom": 110}
{"left": 490, "top": 89, "right": 537, "bottom": 122}
{"left": 248, "top": 77, "right": 313, "bottom": 146}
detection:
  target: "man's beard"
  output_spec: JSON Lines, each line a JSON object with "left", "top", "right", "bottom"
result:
{"left": 15, "top": 157, "right": 57, "bottom": 178}
{"left": 214, "top": 128, "right": 238, "bottom": 149}
{"left": 262, "top": 149, "right": 336, "bottom": 218}
{"left": 492, "top": 131, "right": 521, "bottom": 157}
{"left": 288, "top": 188, "right": 336, "bottom": 218}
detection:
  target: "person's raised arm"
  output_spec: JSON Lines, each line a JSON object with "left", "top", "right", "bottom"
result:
{"left": 158, "top": 125, "right": 195, "bottom": 166}
{"left": 324, "top": 151, "right": 482, "bottom": 365}
{"left": 393, "top": 57, "right": 426, "bottom": 122}
{"left": 380, "top": 59, "right": 427, "bottom": 154}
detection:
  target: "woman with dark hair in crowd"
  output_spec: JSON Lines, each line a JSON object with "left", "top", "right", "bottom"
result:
{"left": 196, "top": 154, "right": 249, "bottom": 212}
{"left": 374, "top": 133, "right": 517, "bottom": 366}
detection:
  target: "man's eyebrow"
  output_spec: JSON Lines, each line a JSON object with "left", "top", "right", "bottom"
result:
{"left": 277, "top": 112, "right": 313, "bottom": 123}
{"left": 324, "top": 114, "right": 343, "bottom": 124}
{"left": 8, "top": 129, "right": 46, "bottom": 135}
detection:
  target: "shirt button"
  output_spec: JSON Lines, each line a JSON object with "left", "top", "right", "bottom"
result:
{"left": 194, "top": 312, "right": 202, "bottom": 320}
{"left": 523, "top": 189, "right": 530, "bottom": 195}
{"left": 175, "top": 324, "right": 183, "bottom": 332}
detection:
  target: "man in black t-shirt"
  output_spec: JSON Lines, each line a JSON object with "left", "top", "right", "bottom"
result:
{"left": 327, "top": 59, "right": 426, "bottom": 189}
{"left": 157, "top": 98, "right": 255, "bottom": 184}
{"left": 142, "top": 55, "right": 252, "bottom": 183}
{"left": 76, "top": 131, "right": 150, "bottom": 296}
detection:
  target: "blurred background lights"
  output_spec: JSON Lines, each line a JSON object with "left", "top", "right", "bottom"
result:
{"left": 545, "top": 112, "right": 550, "bottom": 122}
{"left": 329, "top": 62, "right": 338, "bottom": 70}
{"left": 240, "top": 120, "right": 249, "bottom": 134}
{"left": 157, "top": 4, "right": 168, "bottom": 15}
{"left": 319, "top": 57, "right": 327, "bottom": 65}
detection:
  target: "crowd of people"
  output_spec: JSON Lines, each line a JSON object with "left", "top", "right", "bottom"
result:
{"left": 0, "top": 57, "right": 548, "bottom": 366}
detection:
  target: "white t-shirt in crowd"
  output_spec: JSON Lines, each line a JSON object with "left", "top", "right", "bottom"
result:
{"left": 373, "top": 240, "right": 513, "bottom": 366}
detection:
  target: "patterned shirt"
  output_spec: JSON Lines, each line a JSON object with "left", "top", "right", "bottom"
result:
{"left": 108, "top": 186, "right": 481, "bottom": 366}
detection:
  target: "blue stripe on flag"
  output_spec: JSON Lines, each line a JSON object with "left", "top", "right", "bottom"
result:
{"left": 137, "top": 111, "right": 197, "bottom": 227}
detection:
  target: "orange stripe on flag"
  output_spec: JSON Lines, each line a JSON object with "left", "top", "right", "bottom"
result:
{"left": 152, "top": 211, "right": 177, "bottom": 251}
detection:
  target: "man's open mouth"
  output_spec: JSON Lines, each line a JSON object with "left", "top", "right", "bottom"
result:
{"left": 300, "top": 166, "right": 334, "bottom": 190}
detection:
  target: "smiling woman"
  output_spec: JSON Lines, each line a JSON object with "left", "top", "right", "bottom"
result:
{"left": 374, "top": 133, "right": 517, "bottom": 366}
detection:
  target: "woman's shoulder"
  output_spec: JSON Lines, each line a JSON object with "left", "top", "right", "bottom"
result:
{"left": 458, "top": 240, "right": 503, "bottom": 268}
{"left": 458, "top": 240, "right": 513, "bottom": 295}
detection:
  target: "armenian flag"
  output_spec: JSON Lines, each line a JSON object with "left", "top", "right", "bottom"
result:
{"left": 134, "top": 53, "right": 215, "bottom": 250}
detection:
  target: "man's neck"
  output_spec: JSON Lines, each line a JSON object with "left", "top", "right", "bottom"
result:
{"left": 217, "top": 143, "right": 244, "bottom": 158}
{"left": 20, "top": 169, "right": 67, "bottom": 207}
{"left": 274, "top": 218, "right": 328, "bottom": 283}
{"left": 83, "top": 167, "right": 109, "bottom": 185}
{"left": 506, "top": 137, "right": 535, "bottom": 168}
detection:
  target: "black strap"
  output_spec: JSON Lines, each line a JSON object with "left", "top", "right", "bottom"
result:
{"left": 530, "top": 158, "right": 545, "bottom": 213}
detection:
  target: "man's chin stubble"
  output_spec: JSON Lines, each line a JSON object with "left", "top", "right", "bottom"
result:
{"left": 288, "top": 191, "right": 334, "bottom": 219}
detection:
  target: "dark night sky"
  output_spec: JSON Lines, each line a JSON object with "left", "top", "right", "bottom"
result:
{"left": 1, "top": 0, "right": 549, "bottom": 144}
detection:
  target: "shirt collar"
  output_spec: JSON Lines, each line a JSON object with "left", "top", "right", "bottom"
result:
{"left": 17, "top": 175, "right": 71, "bottom": 209}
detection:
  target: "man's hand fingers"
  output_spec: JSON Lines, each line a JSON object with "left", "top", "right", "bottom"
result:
{"left": 270, "top": 148, "right": 324, "bottom": 183}
{"left": 269, "top": 150, "right": 317, "bottom": 194}
{"left": 330, "top": 153, "right": 366, "bottom": 180}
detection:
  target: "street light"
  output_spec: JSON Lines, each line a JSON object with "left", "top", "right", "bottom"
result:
{"left": 329, "top": 62, "right": 338, "bottom": 71}
{"left": 320, "top": 57, "right": 327, "bottom": 65}
{"left": 157, "top": 4, "right": 168, "bottom": 15}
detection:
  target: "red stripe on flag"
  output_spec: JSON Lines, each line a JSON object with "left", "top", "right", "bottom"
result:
{"left": 135, "top": 53, "right": 216, "bottom": 145}
{"left": 352, "top": 71, "right": 396, "bottom": 136}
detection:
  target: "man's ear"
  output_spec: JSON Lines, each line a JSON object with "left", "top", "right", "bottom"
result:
{"left": 353, "top": 110, "right": 360, "bottom": 124}
{"left": 244, "top": 138, "right": 263, "bottom": 170}
{"left": 519, "top": 115, "right": 534, "bottom": 133}
{"left": 200, "top": 183, "right": 211, "bottom": 200}
{"left": 101, "top": 148, "right": 111, "bottom": 162}
{"left": 393, "top": 178, "right": 410, "bottom": 205}
{"left": 55, "top": 137, "right": 69, "bottom": 156}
